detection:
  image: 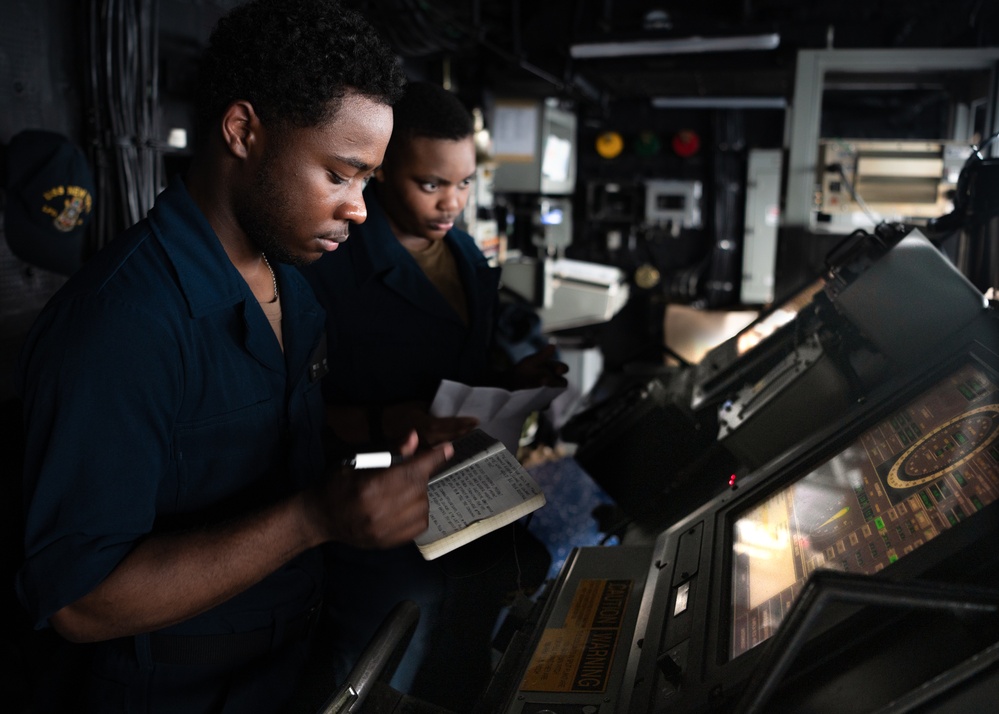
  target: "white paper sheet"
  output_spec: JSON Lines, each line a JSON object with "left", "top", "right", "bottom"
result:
{"left": 429, "top": 380, "right": 566, "bottom": 454}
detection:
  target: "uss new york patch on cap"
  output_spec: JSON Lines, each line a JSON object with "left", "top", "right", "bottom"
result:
{"left": 4, "top": 129, "right": 95, "bottom": 275}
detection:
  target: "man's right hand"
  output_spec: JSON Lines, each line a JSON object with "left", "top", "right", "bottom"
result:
{"left": 310, "top": 431, "right": 454, "bottom": 549}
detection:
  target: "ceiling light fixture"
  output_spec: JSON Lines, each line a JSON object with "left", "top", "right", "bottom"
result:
{"left": 652, "top": 96, "right": 788, "bottom": 110}
{"left": 570, "top": 33, "right": 780, "bottom": 59}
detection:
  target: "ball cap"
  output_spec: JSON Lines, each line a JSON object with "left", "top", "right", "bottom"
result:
{"left": 4, "top": 129, "right": 95, "bottom": 275}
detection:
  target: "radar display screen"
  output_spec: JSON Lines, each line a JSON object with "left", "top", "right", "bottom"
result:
{"left": 730, "top": 360, "right": 999, "bottom": 659}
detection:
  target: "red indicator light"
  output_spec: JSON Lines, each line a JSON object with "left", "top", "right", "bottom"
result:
{"left": 728, "top": 474, "right": 737, "bottom": 487}
{"left": 672, "top": 129, "right": 701, "bottom": 158}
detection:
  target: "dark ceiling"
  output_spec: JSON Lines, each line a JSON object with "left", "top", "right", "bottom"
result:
{"left": 348, "top": 0, "right": 999, "bottom": 107}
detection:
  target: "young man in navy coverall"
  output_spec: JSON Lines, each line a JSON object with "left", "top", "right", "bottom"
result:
{"left": 13, "top": 2, "right": 453, "bottom": 712}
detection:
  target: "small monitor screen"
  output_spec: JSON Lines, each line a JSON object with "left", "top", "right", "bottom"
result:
{"left": 541, "top": 134, "right": 572, "bottom": 183}
{"left": 730, "top": 359, "right": 999, "bottom": 659}
{"left": 735, "top": 278, "right": 826, "bottom": 357}
{"left": 541, "top": 207, "right": 564, "bottom": 225}
{"left": 656, "top": 194, "right": 686, "bottom": 210}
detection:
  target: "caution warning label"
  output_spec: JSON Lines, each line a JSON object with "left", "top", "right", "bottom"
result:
{"left": 520, "top": 578, "right": 633, "bottom": 693}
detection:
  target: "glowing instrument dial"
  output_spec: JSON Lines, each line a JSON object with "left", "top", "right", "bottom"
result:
{"left": 887, "top": 404, "right": 999, "bottom": 488}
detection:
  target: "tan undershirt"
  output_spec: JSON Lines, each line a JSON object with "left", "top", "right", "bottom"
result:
{"left": 404, "top": 239, "right": 469, "bottom": 325}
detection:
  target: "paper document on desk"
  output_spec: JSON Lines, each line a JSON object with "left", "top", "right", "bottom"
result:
{"left": 430, "top": 380, "right": 566, "bottom": 454}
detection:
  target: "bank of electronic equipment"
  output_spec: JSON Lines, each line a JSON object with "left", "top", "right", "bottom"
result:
{"left": 562, "top": 225, "right": 987, "bottom": 530}
{"left": 485, "top": 308, "right": 999, "bottom": 713}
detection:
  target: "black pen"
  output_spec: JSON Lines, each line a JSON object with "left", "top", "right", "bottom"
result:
{"left": 341, "top": 451, "right": 405, "bottom": 470}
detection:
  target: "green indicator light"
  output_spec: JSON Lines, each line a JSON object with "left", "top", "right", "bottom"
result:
{"left": 889, "top": 553, "right": 898, "bottom": 564}
{"left": 875, "top": 516, "right": 885, "bottom": 530}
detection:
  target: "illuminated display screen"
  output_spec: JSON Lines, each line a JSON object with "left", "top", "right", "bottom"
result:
{"left": 734, "top": 278, "right": 825, "bottom": 357}
{"left": 542, "top": 134, "right": 572, "bottom": 183}
{"left": 730, "top": 360, "right": 999, "bottom": 659}
{"left": 541, "top": 208, "right": 564, "bottom": 225}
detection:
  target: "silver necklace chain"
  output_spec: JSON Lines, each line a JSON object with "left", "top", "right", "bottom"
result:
{"left": 261, "top": 253, "right": 279, "bottom": 300}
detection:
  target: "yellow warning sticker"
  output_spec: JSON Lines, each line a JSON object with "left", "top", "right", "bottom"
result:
{"left": 520, "top": 579, "right": 633, "bottom": 693}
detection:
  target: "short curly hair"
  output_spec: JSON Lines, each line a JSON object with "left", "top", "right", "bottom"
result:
{"left": 388, "top": 81, "right": 475, "bottom": 152}
{"left": 197, "top": 0, "right": 406, "bottom": 131}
